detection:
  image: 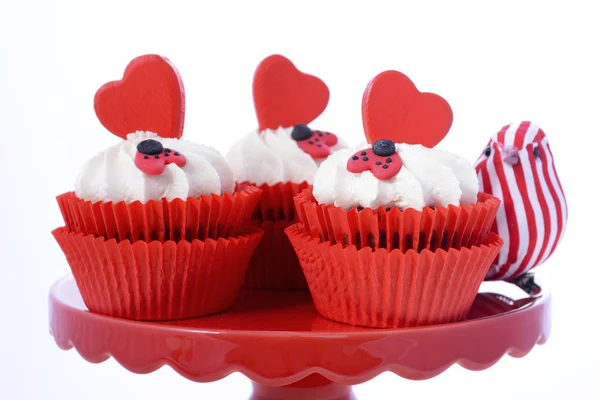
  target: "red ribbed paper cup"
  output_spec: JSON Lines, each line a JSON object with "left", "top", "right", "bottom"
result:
{"left": 242, "top": 220, "right": 308, "bottom": 290}
{"left": 237, "top": 181, "right": 310, "bottom": 290}
{"left": 294, "top": 189, "right": 500, "bottom": 252}
{"left": 237, "top": 181, "right": 310, "bottom": 221}
{"left": 52, "top": 225, "right": 263, "bottom": 320}
{"left": 56, "top": 186, "right": 262, "bottom": 243}
{"left": 285, "top": 224, "right": 503, "bottom": 328}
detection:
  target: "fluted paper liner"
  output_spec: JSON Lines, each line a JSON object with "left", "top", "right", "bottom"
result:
{"left": 237, "top": 181, "right": 310, "bottom": 222}
{"left": 285, "top": 224, "right": 503, "bottom": 328}
{"left": 294, "top": 190, "right": 500, "bottom": 252}
{"left": 57, "top": 186, "right": 262, "bottom": 242}
{"left": 52, "top": 226, "right": 263, "bottom": 320}
{"left": 242, "top": 220, "right": 308, "bottom": 290}
{"left": 235, "top": 181, "right": 310, "bottom": 290}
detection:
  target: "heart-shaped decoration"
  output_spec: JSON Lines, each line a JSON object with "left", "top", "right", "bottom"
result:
{"left": 362, "top": 70, "right": 453, "bottom": 148}
{"left": 253, "top": 54, "right": 329, "bottom": 131}
{"left": 94, "top": 54, "right": 185, "bottom": 140}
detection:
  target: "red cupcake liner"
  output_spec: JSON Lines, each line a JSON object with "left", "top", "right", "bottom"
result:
{"left": 285, "top": 224, "right": 503, "bottom": 328}
{"left": 234, "top": 181, "right": 311, "bottom": 290}
{"left": 237, "top": 181, "right": 310, "bottom": 222}
{"left": 52, "top": 225, "right": 263, "bottom": 321}
{"left": 56, "top": 186, "right": 262, "bottom": 243}
{"left": 242, "top": 220, "right": 308, "bottom": 290}
{"left": 294, "top": 189, "right": 500, "bottom": 252}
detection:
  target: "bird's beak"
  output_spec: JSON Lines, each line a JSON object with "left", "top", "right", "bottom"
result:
{"left": 502, "top": 145, "right": 520, "bottom": 166}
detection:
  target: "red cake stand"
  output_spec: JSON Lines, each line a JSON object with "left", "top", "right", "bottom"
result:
{"left": 49, "top": 275, "right": 550, "bottom": 400}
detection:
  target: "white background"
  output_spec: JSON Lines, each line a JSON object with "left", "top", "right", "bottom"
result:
{"left": 1, "top": 0, "right": 598, "bottom": 399}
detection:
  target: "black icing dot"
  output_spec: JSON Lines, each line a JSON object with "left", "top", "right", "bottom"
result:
{"left": 154, "top": 155, "right": 160, "bottom": 159}
{"left": 174, "top": 152, "right": 180, "bottom": 156}
{"left": 360, "top": 151, "right": 367, "bottom": 155}
{"left": 318, "top": 132, "right": 324, "bottom": 137}
{"left": 352, "top": 156, "right": 359, "bottom": 160}
{"left": 308, "top": 140, "right": 314, "bottom": 145}
{"left": 315, "top": 138, "right": 319, "bottom": 142}
{"left": 144, "top": 155, "right": 149, "bottom": 159}
{"left": 382, "top": 164, "right": 389, "bottom": 169}
{"left": 386, "top": 157, "right": 392, "bottom": 163}
{"left": 376, "top": 161, "right": 382, "bottom": 165}
{"left": 362, "top": 156, "right": 369, "bottom": 161}
{"left": 372, "top": 139, "right": 395, "bottom": 157}
{"left": 317, "top": 144, "right": 323, "bottom": 147}
{"left": 165, "top": 148, "right": 171, "bottom": 152}
{"left": 164, "top": 152, "right": 170, "bottom": 156}
{"left": 137, "top": 139, "right": 164, "bottom": 155}
{"left": 291, "top": 124, "right": 313, "bottom": 141}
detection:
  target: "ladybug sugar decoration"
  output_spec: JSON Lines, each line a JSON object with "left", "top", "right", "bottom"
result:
{"left": 346, "top": 139, "right": 403, "bottom": 180}
{"left": 291, "top": 124, "right": 339, "bottom": 159}
{"left": 475, "top": 121, "right": 567, "bottom": 281}
{"left": 134, "top": 139, "right": 186, "bottom": 175}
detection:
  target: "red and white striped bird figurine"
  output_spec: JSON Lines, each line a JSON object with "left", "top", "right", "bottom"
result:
{"left": 474, "top": 121, "right": 567, "bottom": 281}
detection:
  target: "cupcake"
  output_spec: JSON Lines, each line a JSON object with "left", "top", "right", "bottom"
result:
{"left": 296, "top": 141, "right": 500, "bottom": 252}
{"left": 226, "top": 54, "right": 346, "bottom": 290}
{"left": 53, "top": 54, "right": 263, "bottom": 320}
{"left": 58, "top": 130, "right": 261, "bottom": 242}
{"left": 286, "top": 70, "right": 502, "bottom": 328}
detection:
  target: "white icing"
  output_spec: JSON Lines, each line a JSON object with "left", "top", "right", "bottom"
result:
{"left": 226, "top": 126, "right": 346, "bottom": 186}
{"left": 313, "top": 143, "right": 479, "bottom": 211}
{"left": 75, "top": 131, "right": 235, "bottom": 204}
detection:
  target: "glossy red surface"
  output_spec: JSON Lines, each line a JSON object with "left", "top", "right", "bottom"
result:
{"left": 49, "top": 276, "right": 550, "bottom": 400}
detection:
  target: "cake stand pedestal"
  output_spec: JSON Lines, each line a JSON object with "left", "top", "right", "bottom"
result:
{"left": 48, "top": 276, "right": 550, "bottom": 400}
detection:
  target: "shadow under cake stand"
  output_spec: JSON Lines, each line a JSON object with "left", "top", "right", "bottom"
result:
{"left": 48, "top": 275, "right": 550, "bottom": 400}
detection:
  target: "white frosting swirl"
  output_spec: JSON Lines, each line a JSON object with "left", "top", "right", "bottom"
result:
{"left": 75, "top": 131, "right": 235, "bottom": 204}
{"left": 313, "top": 143, "right": 479, "bottom": 211}
{"left": 226, "top": 126, "right": 346, "bottom": 186}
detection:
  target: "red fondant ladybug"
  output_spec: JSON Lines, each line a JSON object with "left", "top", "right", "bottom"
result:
{"left": 134, "top": 139, "right": 186, "bottom": 175}
{"left": 346, "top": 139, "right": 402, "bottom": 180}
{"left": 291, "top": 124, "right": 338, "bottom": 159}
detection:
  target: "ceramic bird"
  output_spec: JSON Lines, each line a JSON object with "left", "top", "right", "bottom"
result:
{"left": 474, "top": 121, "right": 567, "bottom": 281}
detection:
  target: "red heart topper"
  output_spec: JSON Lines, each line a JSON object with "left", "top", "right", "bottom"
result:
{"left": 362, "top": 70, "right": 453, "bottom": 148}
{"left": 94, "top": 54, "right": 185, "bottom": 140}
{"left": 253, "top": 54, "right": 329, "bottom": 132}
